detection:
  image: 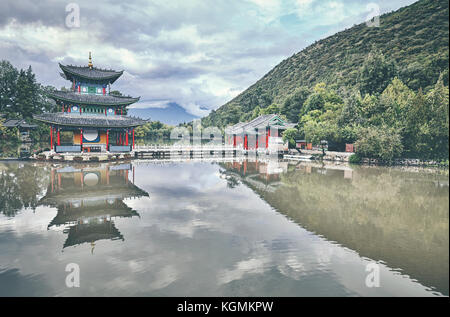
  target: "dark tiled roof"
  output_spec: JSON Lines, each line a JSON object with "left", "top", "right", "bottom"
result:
{"left": 63, "top": 222, "right": 124, "bottom": 248}
{"left": 2, "top": 119, "right": 21, "bottom": 127}
{"left": 3, "top": 119, "right": 38, "bottom": 128}
{"left": 47, "top": 201, "right": 140, "bottom": 228}
{"left": 225, "top": 114, "right": 294, "bottom": 134}
{"left": 59, "top": 63, "right": 123, "bottom": 84}
{"left": 33, "top": 113, "right": 148, "bottom": 128}
{"left": 48, "top": 90, "right": 140, "bottom": 106}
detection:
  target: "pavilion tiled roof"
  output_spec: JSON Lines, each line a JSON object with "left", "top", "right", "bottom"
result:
{"left": 2, "top": 119, "right": 38, "bottom": 128}
{"left": 63, "top": 222, "right": 124, "bottom": 248}
{"left": 47, "top": 201, "right": 140, "bottom": 228}
{"left": 225, "top": 114, "right": 296, "bottom": 134}
{"left": 33, "top": 112, "right": 149, "bottom": 128}
{"left": 48, "top": 90, "right": 140, "bottom": 106}
{"left": 59, "top": 63, "right": 123, "bottom": 84}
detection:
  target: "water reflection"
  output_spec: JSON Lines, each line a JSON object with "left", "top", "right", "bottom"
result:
{"left": 0, "top": 158, "right": 448, "bottom": 296}
{"left": 221, "top": 159, "right": 449, "bottom": 295}
{"left": 39, "top": 163, "right": 148, "bottom": 251}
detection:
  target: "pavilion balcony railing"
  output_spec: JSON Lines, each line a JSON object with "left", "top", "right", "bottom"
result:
{"left": 54, "top": 145, "right": 82, "bottom": 153}
{"left": 109, "top": 145, "right": 132, "bottom": 152}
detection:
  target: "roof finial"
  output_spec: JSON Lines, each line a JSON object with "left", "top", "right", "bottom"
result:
{"left": 88, "top": 52, "right": 93, "bottom": 69}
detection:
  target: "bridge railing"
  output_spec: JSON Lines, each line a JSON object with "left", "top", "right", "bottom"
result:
{"left": 134, "top": 144, "right": 237, "bottom": 151}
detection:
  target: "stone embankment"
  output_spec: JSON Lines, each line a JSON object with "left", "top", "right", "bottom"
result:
{"left": 286, "top": 150, "right": 448, "bottom": 167}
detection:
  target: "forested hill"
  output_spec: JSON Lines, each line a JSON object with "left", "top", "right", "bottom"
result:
{"left": 202, "top": 0, "right": 449, "bottom": 128}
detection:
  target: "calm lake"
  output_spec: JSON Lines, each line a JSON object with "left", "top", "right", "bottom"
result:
{"left": 0, "top": 158, "right": 448, "bottom": 296}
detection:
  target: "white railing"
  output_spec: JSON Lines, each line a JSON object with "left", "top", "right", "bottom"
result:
{"left": 134, "top": 144, "right": 237, "bottom": 151}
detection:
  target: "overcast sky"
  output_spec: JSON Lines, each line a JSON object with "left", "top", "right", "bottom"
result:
{"left": 0, "top": 0, "right": 416, "bottom": 117}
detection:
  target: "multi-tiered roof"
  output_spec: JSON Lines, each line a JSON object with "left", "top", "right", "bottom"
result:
{"left": 34, "top": 53, "right": 146, "bottom": 129}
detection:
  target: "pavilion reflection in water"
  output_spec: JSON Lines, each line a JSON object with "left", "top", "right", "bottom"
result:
{"left": 221, "top": 158, "right": 288, "bottom": 193}
{"left": 39, "top": 163, "right": 149, "bottom": 250}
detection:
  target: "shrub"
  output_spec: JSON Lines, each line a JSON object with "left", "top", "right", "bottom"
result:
{"left": 355, "top": 126, "right": 403, "bottom": 162}
{"left": 349, "top": 153, "right": 361, "bottom": 164}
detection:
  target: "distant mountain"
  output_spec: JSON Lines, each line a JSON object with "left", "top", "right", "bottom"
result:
{"left": 128, "top": 102, "right": 198, "bottom": 125}
{"left": 202, "top": 0, "right": 449, "bottom": 128}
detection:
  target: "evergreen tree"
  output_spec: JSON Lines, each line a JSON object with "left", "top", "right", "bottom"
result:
{"left": 358, "top": 49, "right": 397, "bottom": 96}
{"left": 0, "top": 60, "right": 19, "bottom": 115}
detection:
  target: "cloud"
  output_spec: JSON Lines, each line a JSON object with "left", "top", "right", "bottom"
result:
{"left": 129, "top": 100, "right": 170, "bottom": 109}
{"left": 0, "top": 0, "right": 417, "bottom": 119}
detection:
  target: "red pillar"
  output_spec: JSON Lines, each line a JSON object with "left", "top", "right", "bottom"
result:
{"left": 256, "top": 134, "right": 258, "bottom": 149}
{"left": 266, "top": 127, "right": 270, "bottom": 149}
{"left": 132, "top": 128, "right": 135, "bottom": 149}
{"left": 80, "top": 128, "right": 83, "bottom": 150}
{"left": 126, "top": 130, "right": 129, "bottom": 146}
{"left": 50, "top": 126, "right": 53, "bottom": 150}
{"left": 244, "top": 134, "right": 248, "bottom": 150}
{"left": 233, "top": 134, "right": 236, "bottom": 147}
{"left": 57, "top": 129, "right": 60, "bottom": 146}
{"left": 106, "top": 130, "right": 109, "bottom": 151}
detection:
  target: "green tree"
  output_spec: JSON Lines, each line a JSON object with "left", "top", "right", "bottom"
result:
{"left": 282, "top": 128, "right": 300, "bottom": 148}
{"left": 355, "top": 125, "right": 403, "bottom": 162}
{"left": 359, "top": 49, "right": 397, "bottom": 96}
{"left": 280, "top": 87, "right": 310, "bottom": 122}
{"left": 260, "top": 104, "right": 279, "bottom": 115}
{"left": 0, "top": 60, "right": 19, "bottom": 115}
{"left": 426, "top": 74, "right": 449, "bottom": 159}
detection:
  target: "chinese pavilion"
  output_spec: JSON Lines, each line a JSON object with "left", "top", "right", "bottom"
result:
{"left": 225, "top": 114, "right": 296, "bottom": 151}
{"left": 34, "top": 53, "right": 147, "bottom": 153}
